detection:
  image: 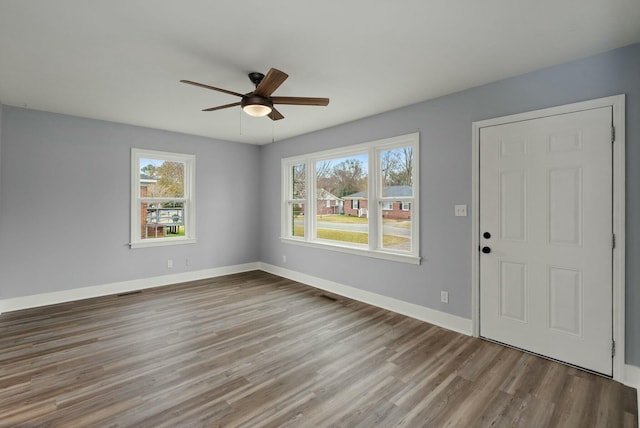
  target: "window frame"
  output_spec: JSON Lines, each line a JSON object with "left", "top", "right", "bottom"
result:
{"left": 281, "top": 132, "right": 420, "bottom": 264}
{"left": 130, "top": 148, "right": 196, "bottom": 249}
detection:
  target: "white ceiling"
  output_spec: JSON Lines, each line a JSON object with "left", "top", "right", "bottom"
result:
{"left": 1, "top": 1, "right": 639, "bottom": 145}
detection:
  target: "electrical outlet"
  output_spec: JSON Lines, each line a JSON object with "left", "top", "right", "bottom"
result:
{"left": 282, "top": 255, "right": 287, "bottom": 263}
{"left": 167, "top": 259, "right": 173, "bottom": 268}
{"left": 440, "top": 291, "right": 449, "bottom": 303}
{"left": 454, "top": 205, "right": 467, "bottom": 217}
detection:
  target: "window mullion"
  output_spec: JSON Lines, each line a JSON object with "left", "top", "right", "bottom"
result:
{"left": 283, "top": 161, "right": 291, "bottom": 238}
{"left": 369, "top": 147, "right": 378, "bottom": 251}
{"left": 307, "top": 160, "right": 315, "bottom": 242}
{"left": 139, "top": 198, "right": 187, "bottom": 203}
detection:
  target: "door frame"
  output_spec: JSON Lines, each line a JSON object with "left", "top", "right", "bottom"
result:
{"left": 471, "top": 95, "right": 626, "bottom": 381}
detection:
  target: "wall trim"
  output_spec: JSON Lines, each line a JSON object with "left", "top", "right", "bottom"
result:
{"left": 259, "top": 262, "right": 472, "bottom": 335}
{"left": 0, "top": 262, "right": 261, "bottom": 314}
{"left": 471, "top": 94, "right": 626, "bottom": 382}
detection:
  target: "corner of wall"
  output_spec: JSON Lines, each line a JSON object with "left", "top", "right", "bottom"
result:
{"left": 259, "top": 262, "right": 473, "bottom": 335}
{"left": 625, "top": 364, "right": 640, "bottom": 408}
{"left": 0, "top": 102, "right": 3, "bottom": 245}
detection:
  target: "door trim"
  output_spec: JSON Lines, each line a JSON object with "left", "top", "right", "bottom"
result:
{"left": 471, "top": 95, "right": 626, "bottom": 381}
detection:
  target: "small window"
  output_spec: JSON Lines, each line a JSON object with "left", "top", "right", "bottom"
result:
{"left": 401, "top": 202, "right": 411, "bottom": 211}
{"left": 130, "top": 148, "right": 196, "bottom": 248}
{"left": 382, "top": 202, "right": 394, "bottom": 210}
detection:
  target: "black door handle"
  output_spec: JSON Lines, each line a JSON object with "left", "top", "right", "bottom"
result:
{"left": 482, "top": 246, "right": 491, "bottom": 254}
{"left": 483, "top": 232, "right": 491, "bottom": 239}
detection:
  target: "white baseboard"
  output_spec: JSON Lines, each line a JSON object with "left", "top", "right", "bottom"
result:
{"left": 259, "top": 262, "right": 472, "bottom": 335}
{"left": 0, "top": 262, "right": 261, "bottom": 314}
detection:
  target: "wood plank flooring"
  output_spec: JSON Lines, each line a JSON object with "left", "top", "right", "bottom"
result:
{"left": 0, "top": 271, "right": 637, "bottom": 427}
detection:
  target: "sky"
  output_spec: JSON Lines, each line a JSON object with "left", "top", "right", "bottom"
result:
{"left": 139, "top": 158, "right": 166, "bottom": 172}
{"left": 316, "top": 153, "right": 369, "bottom": 175}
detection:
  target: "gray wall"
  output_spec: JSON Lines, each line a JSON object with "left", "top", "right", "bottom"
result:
{"left": 0, "top": 102, "right": 3, "bottom": 218}
{"left": 259, "top": 43, "right": 640, "bottom": 365}
{"left": 0, "top": 107, "right": 261, "bottom": 299}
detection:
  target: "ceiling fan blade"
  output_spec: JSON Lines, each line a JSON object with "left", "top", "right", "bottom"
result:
{"left": 268, "top": 107, "right": 285, "bottom": 121}
{"left": 255, "top": 68, "right": 289, "bottom": 97}
{"left": 180, "top": 80, "right": 244, "bottom": 98}
{"left": 202, "top": 102, "right": 241, "bottom": 112}
{"left": 271, "top": 96, "right": 330, "bottom": 106}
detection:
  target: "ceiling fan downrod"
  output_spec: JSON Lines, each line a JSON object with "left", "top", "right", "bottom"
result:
{"left": 248, "top": 72, "right": 265, "bottom": 88}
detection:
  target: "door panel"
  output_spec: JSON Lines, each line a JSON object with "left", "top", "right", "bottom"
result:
{"left": 479, "top": 106, "right": 613, "bottom": 375}
{"left": 548, "top": 266, "right": 582, "bottom": 335}
{"left": 499, "top": 260, "right": 527, "bottom": 322}
{"left": 500, "top": 170, "right": 527, "bottom": 241}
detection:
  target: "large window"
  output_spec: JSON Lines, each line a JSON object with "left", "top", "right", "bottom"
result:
{"left": 130, "top": 148, "right": 196, "bottom": 248}
{"left": 282, "top": 133, "right": 420, "bottom": 264}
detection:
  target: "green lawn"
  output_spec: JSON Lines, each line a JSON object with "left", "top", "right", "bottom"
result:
{"left": 318, "top": 228, "right": 368, "bottom": 244}
{"left": 383, "top": 219, "right": 411, "bottom": 229}
{"left": 381, "top": 234, "right": 409, "bottom": 247}
{"left": 293, "top": 226, "right": 409, "bottom": 247}
{"left": 297, "top": 215, "right": 410, "bottom": 229}
{"left": 315, "top": 215, "right": 368, "bottom": 224}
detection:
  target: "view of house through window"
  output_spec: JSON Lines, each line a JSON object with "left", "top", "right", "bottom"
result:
{"left": 380, "top": 146, "right": 414, "bottom": 251}
{"left": 131, "top": 149, "right": 195, "bottom": 248}
{"left": 316, "top": 154, "right": 368, "bottom": 245}
{"left": 282, "top": 133, "right": 419, "bottom": 263}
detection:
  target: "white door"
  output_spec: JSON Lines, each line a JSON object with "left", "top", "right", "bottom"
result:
{"left": 479, "top": 106, "right": 613, "bottom": 375}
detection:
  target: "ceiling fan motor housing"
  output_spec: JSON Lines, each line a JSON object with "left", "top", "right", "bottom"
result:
{"left": 241, "top": 94, "right": 273, "bottom": 110}
{"left": 244, "top": 72, "right": 272, "bottom": 113}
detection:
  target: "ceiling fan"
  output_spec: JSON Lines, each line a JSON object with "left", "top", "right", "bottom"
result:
{"left": 180, "top": 68, "right": 329, "bottom": 121}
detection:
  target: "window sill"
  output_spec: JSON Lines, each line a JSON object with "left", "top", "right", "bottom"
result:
{"left": 129, "top": 238, "right": 197, "bottom": 249}
{"left": 280, "top": 237, "right": 422, "bottom": 265}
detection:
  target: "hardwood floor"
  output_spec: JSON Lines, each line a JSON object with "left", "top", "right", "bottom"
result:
{"left": 0, "top": 271, "right": 637, "bottom": 427}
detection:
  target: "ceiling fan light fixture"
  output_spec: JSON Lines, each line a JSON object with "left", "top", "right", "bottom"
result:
{"left": 181, "top": 68, "right": 329, "bottom": 121}
{"left": 241, "top": 95, "right": 273, "bottom": 117}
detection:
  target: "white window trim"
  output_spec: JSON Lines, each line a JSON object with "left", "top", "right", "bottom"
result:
{"left": 281, "top": 132, "right": 420, "bottom": 264}
{"left": 130, "top": 148, "right": 196, "bottom": 249}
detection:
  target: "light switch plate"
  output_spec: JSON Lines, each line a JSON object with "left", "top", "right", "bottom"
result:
{"left": 455, "top": 205, "right": 467, "bottom": 217}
